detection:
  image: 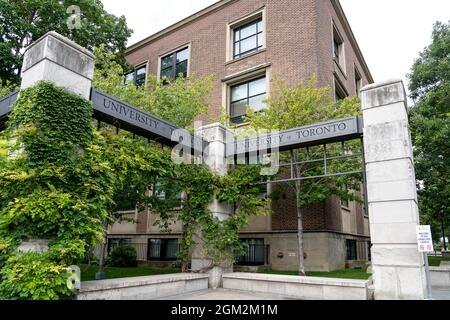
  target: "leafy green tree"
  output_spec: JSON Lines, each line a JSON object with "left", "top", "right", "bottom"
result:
{"left": 0, "top": 81, "right": 177, "bottom": 298}
{"left": 93, "top": 46, "right": 214, "bottom": 129}
{"left": 0, "top": 0, "right": 132, "bottom": 85}
{"left": 408, "top": 21, "right": 450, "bottom": 249}
{"left": 246, "top": 76, "right": 363, "bottom": 275}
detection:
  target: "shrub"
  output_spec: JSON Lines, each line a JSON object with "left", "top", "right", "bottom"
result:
{"left": 0, "top": 252, "right": 73, "bottom": 300}
{"left": 106, "top": 245, "right": 137, "bottom": 267}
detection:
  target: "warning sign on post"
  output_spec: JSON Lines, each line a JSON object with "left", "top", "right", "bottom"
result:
{"left": 416, "top": 225, "right": 434, "bottom": 253}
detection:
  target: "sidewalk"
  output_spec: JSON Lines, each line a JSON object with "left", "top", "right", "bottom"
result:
{"left": 159, "top": 289, "right": 296, "bottom": 300}
{"left": 432, "top": 287, "right": 450, "bottom": 300}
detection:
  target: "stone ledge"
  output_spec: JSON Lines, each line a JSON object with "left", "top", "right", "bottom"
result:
{"left": 79, "top": 273, "right": 209, "bottom": 293}
{"left": 223, "top": 272, "right": 369, "bottom": 288}
{"left": 223, "top": 273, "right": 371, "bottom": 300}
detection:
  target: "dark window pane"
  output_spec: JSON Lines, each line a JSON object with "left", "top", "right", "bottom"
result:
{"left": 346, "top": 240, "right": 357, "bottom": 260}
{"left": 136, "top": 67, "right": 146, "bottom": 76}
{"left": 236, "top": 239, "right": 265, "bottom": 265}
{"left": 249, "top": 77, "right": 266, "bottom": 96}
{"left": 231, "top": 83, "right": 248, "bottom": 102}
{"left": 334, "top": 40, "right": 340, "bottom": 60}
{"left": 240, "top": 35, "right": 257, "bottom": 54}
{"left": 176, "top": 60, "right": 188, "bottom": 78}
{"left": 240, "top": 22, "right": 257, "bottom": 39}
{"left": 161, "top": 67, "right": 174, "bottom": 80}
{"left": 161, "top": 54, "right": 174, "bottom": 69}
{"left": 148, "top": 239, "right": 178, "bottom": 260}
{"left": 231, "top": 116, "right": 244, "bottom": 124}
{"left": 165, "top": 239, "right": 178, "bottom": 259}
{"left": 176, "top": 48, "right": 189, "bottom": 63}
{"left": 135, "top": 67, "right": 146, "bottom": 86}
{"left": 230, "top": 100, "right": 248, "bottom": 118}
{"left": 148, "top": 239, "right": 162, "bottom": 258}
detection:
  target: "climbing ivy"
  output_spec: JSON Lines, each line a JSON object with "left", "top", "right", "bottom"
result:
{"left": 0, "top": 81, "right": 268, "bottom": 299}
{"left": 150, "top": 164, "right": 268, "bottom": 270}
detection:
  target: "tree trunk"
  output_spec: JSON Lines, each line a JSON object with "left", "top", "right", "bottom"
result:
{"left": 97, "top": 221, "right": 109, "bottom": 276}
{"left": 181, "top": 222, "right": 189, "bottom": 272}
{"left": 291, "top": 150, "right": 306, "bottom": 276}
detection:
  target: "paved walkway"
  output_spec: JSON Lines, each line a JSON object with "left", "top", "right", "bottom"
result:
{"left": 432, "top": 287, "right": 450, "bottom": 300}
{"left": 159, "top": 289, "right": 297, "bottom": 300}
{"left": 161, "top": 287, "right": 450, "bottom": 300}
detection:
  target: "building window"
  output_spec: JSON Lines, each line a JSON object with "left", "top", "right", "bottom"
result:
{"left": 233, "top": 18, "right": 263, "bottom": 59}
{"left": 147, "top": 238, "right": 179, "bottom": 261}
{"left": 334, "top": 78, "right": 348, "bottom": 102}
{"left": 341, "top": 198, "right": 349, "bottom": 208}
{"left": 230, "top": 76, "right": 266, "bottom": 124}
{"left": 107, "top": 238, "right": 132, "bottom": 254}
{"left": 125, "top": 65, "right": 147, "bottom": 86}
{"left": 160, "top": 47, "right": 189, "bottom": 83}
{"left": 333, "top": 25, "right": 345, "bottom": 69}
{"left": 355, "top": 67, "right": 362, "bottom": 97}
{"left": 346, "top": 239, "right": 357, "bottom": 260}
{"left": 236, "top": 239, "right": 265, "bottom": 266}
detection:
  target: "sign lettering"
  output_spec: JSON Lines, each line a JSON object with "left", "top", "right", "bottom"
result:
{"left": 232, "top": 117, "right": 362, "bottom": 155}
{"left": 416, "top": 225, "right": 434, "bottom": 253}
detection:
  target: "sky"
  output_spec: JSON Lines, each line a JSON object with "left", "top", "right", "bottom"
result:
{"left": 101, "top": 0, "right": 450, "bottom": 91}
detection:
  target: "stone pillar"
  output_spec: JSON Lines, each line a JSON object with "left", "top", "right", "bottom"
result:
{"left": 191, "top": 123, "right": 234, "bottom": 287}
{"left": 21, "top": 31, "right": 94, "bottom": 99}
{"left": 16, "top": 32, "right": 94, "bottom": 254}
{"left": 361, "top": 79, "right": 427, "bottom": 300}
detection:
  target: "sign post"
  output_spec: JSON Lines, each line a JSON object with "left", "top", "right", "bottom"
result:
{"left": 416, "top": 225, "right": 434, "bottom": 299}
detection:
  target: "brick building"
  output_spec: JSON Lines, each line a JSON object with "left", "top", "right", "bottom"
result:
{"left": 109, "top": 0, "right": 373, "bottom": 271}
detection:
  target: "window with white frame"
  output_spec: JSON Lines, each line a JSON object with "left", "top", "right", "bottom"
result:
{"left": 160, "top": 47, "right": 189, "bottom": 83}
{"left": 333, "top": 25, "right": 345, "bottom": 69}
{"left": 230, "top": 76, "right": 266, "bottom": 124}
{"left": 334, "top": 77, "right": 348, "bottom": 102}
{"left": 125, "top": 65, "right": 147, "bottom": 86}
{"left": 355, "top": 67, "right": 362, "bottom": 97}
{"left": 233, "top": 18, "right": 264, "bottom": 59}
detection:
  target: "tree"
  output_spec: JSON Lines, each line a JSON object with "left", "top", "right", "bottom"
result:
{"left": 408, "top": 21, "right": 450, "bottom": 250}
{"left": 92, "top": 48, "right": 266, "bottom": 273}
{"left": 0, "top": 0, "right": 132, "bottom": 85}
{"left": 246, "top": 76, "right": 362, "bottom": 275}
{"left": 93, "top": 46, "right": 214, "bottom": 129}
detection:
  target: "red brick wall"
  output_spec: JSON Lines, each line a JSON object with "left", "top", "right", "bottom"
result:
{"left": 126, "top": 0, "right": 372, "bottom": 122}
{"left": 125, "top": 0, "right": 372, "bottom": 236}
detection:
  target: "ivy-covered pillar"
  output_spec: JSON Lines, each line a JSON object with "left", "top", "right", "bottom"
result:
{"left": 193, "top": 123, "right": 235, "bottom": 286}
{"left": 21, "top": 31, "right": 94, "bottom": 99}
{"left": 16, "top": 31, "right": 95, "bottom": 254}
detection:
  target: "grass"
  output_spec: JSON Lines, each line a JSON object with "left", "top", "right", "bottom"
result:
{"left": 78, "top": 257, "right": 448, "bottom": 282}
{"left": 79, "top": 264, "right": 181, "bottom": 282}
{"left": 428, "top": 256, "right": 450, "bottom": 267}
{"left": 260, "top": 268, "right": 371, "bottom": 280}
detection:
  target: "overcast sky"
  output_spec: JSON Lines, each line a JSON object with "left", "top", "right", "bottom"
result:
{"left": 102, "top": 0, "right": 450, "bottom": 90}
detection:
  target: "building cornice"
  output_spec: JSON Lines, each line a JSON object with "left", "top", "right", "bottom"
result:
{"left": 331, "top": 0, "right": 374, "bottom": 83}
{"left": 126, "top": 0, "right": 374, "bottom": 84}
